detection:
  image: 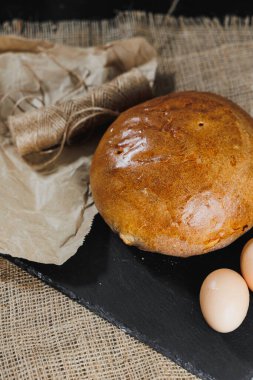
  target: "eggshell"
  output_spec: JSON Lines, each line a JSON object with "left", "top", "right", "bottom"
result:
{"left": 241, "top": 238, "right": 253, "bottom": 291}
{"left": 200, "top": 268, "right": 249, "bottom": 333}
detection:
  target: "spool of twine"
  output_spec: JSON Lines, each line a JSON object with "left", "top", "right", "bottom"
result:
{"left": 8, "top": 69, "right": 153, "bottom": 169}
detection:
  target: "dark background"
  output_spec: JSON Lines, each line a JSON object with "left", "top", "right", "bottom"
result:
{"left": 1, "top": 0, "right": 253, "bottom": 22}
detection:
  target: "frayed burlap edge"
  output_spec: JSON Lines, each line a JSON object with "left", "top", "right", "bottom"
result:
{"left": 3, "top": 11, "right": 253, "bottom": 380}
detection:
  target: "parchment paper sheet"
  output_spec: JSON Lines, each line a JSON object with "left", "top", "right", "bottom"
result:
{"left": 0, "top": 35, "right": 156, "bottom": 264}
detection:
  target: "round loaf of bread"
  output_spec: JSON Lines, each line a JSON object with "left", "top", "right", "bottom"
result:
{"left": 90, "top": 91, "right": 253, "bottom": 257}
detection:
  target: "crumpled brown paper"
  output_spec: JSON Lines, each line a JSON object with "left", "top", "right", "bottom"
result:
{"left": 0, "top": 35, "right": 157, "bottom": 264}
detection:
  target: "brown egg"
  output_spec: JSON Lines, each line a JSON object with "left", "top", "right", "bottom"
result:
{"left": 241, "top": 238, "right": 253, "bottom": 291}
{"left": 200, "top": 269, "right": 249, "bottom": 333}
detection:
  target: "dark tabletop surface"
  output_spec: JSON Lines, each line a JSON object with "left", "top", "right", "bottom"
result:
{"left": 1, "top": 0, "right": 253, "bottom": 22}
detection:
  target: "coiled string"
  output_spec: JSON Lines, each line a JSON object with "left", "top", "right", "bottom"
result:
{"left": 8, "top": 68, "right": 152, "bottom": 170}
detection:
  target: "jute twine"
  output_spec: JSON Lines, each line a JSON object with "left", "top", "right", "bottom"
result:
{"left": 8, "top": 68, "right": 152, "bottom": 169}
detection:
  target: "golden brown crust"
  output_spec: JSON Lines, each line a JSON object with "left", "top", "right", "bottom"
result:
{"left": 90, "top": 91, "right": 253, "bottom": 257}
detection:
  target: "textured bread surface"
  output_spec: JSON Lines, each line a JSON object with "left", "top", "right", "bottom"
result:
{"left": 90, "top": 91, "right": 253, "bottom": 257}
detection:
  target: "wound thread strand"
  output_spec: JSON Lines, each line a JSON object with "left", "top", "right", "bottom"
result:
{"left": 8, "top": 68, "right": 152, "bottom": 169}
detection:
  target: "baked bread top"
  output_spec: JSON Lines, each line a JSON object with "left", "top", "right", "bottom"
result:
{"left": 90, "top": 91, "right": 253, "bottom": 257}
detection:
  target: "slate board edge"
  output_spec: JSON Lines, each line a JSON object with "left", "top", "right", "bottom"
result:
{"left": 2, "top": 253, "right": 219, "bottom": 380}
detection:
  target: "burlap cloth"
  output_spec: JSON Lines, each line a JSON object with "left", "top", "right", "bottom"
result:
{"left": 2, "top": 12, "right": 253, "bottom": 379}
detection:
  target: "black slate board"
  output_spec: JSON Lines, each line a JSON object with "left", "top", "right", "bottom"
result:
{"left": 3, "top": 214, "right": 253, "bottom": 380}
